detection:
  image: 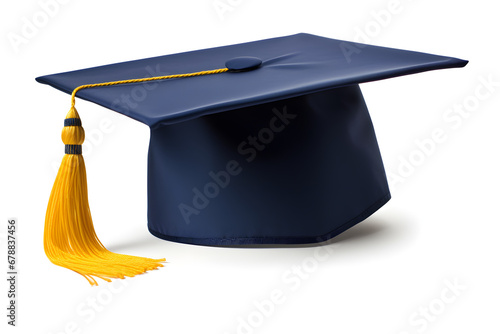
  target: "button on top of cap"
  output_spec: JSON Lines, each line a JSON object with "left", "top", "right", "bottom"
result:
{"left": 225, "top": 57, "right": 262, "bottom": 72}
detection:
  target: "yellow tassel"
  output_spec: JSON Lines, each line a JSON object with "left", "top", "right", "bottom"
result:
{"left": 44, "top": 107, "right": 165, "bottom": 286}
{"left": 44, "top": 67, "right": 228, "bottom": 285}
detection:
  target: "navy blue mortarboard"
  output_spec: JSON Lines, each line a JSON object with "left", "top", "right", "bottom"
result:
{"left": 37, "top": 33, "right": 467, "bottom": 284}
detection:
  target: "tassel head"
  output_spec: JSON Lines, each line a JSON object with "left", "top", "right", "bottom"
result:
{"left": 61, "top": 107, "right": 85, "bottom": 145}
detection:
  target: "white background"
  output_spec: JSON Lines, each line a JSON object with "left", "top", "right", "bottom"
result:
{"left": 1, "top": 0, "right": 499, "bottom": 333}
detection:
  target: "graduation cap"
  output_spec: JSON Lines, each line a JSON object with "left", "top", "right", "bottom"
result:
{"left": 37, "top": 33, "right": 467, "bottom": 285}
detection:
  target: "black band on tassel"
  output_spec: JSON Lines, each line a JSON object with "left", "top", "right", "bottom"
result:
{"left": 64, "top": 118, "right": 82, "bottom": 127}
{"left": 65, "top": 145, "right": 82, "bottom": 155}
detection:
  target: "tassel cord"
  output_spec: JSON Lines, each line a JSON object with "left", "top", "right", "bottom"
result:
{"left": 45, "top": 68, "right": 228, "bottom": 285}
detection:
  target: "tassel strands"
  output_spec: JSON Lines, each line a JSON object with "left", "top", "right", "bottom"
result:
{"left": 44, "top": 107, "right": 165, "bottom": 286}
